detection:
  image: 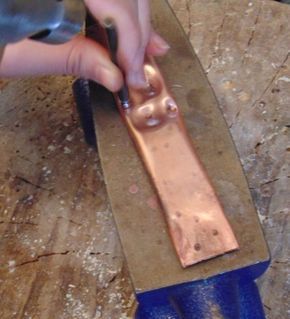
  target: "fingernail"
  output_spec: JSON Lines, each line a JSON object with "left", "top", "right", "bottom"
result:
{"left": 158, "top": 40, "right": 170, "bottom": 51}
{"left": 153, "top": 34, "right": 170, "bottom": 51}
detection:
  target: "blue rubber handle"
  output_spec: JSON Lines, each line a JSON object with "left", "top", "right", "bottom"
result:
{"left": 135, "top": 264, "right": 268, "bottom": 319}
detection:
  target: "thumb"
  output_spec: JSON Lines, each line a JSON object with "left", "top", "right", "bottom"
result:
{"left": 0, "top": 35, "right": 123, "bottom": 92}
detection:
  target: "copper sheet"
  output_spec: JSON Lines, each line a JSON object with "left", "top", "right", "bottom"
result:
{"left": 115, "top": 57, "right": 239, "bottom": 267}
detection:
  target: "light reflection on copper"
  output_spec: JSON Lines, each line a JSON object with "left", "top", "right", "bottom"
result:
{"left": 116, "top": 57, "right": 239, "bottom": 267}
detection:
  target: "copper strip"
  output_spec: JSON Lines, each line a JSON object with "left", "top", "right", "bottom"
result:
{"left": 115, "top": 57, "right": 239, "bottom": 267}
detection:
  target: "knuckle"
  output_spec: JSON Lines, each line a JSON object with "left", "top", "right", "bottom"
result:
{"left": 65, "top": 36, "right": 85, "bottom": 76}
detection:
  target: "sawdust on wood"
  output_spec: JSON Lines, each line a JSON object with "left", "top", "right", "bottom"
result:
{"left": 0, "top": 0, "right": 289, "bottom": 318}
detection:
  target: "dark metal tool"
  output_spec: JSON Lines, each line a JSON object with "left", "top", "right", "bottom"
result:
{"left": 72, "top": 17, "right": 131, "bottom": 147}
{"left": 103, "top": 19, "right": 130, "bottom": 109}
{"left": 72, "top": 79, "right": 97, "bottom": 148}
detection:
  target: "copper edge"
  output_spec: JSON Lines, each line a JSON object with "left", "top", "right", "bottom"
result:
{"left": 115, "top": 57, "right": 239, "bottom": 268}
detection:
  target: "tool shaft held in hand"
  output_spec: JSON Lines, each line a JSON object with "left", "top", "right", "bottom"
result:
{"left": 104, "top": 19, "right": 130, "bottom": 109}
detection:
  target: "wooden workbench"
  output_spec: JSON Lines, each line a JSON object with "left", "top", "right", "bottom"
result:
{"left": 0, "top": 0, "right": 289, "bottom": 318}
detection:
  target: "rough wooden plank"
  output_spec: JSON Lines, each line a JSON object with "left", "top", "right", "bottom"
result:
{"left": 0, "top": 77, "right": 134, "bottom": 319}
{"left": 0, "top": 0, "right": 289, "bottom": 318}
{"left": 168, "top": 0, "right": 290, "bottom": 318}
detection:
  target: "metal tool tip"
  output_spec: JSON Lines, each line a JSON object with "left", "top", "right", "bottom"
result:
{"left": 121, "top": 100, "right": 130, "bottom": 109}
{"left": 102, "top": 17, "right": 115, "bottom": 29}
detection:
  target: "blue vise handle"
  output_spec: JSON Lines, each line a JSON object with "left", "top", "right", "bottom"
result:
{"left": 135, "top": 261, "right": 269, "bottom": 319}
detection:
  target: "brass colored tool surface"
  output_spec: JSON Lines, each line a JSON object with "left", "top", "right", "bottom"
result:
{"left": 117, "top": 58, "right": 238, "bottom": 267}
{"left": 91, "top": 0, "right": 269, "bottom": 292}
{"left": 0, "top": 46, "right": 5, "bottom": 63}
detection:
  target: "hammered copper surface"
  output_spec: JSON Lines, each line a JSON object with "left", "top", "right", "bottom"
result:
{"left": 116, "top": 58, "right": 239, "bottom": 267}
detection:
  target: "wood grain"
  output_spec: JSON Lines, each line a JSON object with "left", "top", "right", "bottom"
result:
{"left": 169, "top": 0, "right": 290, "bottom": 317}
{"left": 0, "top": 78, "right": 134, "bottom": 319}
{"left": 0, "top": 0, "right": 289, "bottom": 318}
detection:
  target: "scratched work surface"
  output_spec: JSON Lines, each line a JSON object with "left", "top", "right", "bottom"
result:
{"left": 0, "top": 0, "right": 289, "bottom": 318}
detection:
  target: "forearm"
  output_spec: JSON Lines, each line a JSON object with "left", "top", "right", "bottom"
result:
{"left": 0, "top": 40, "right": 69, "bottom": 77}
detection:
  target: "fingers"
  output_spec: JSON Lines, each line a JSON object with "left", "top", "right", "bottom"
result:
{"left": 65, "top": 35, "right": 123, "bottom": 91}
{"left": 0, "top": 36, "right": 123, "bottom": 92}
{"left": 84, "top": 0, "right": 170, "bottom": 88}
{"left": 146, "top": 31, "right": 170, "bottom": 56}
{"left": 0, "top": 0, "right": 170, "bottom": 93}
{"left": 85, "top": 0, "right": 144, "bottom": 87}
{"left": 126, "top": 0, "right": 151, "bottom": 87}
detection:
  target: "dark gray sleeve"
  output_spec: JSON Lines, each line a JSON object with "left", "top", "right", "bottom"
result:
{"left": 0, "top": 0, "right": 86, "bottom": 45}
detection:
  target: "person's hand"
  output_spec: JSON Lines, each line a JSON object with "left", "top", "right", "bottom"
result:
{"left": 0, "top": 0, "right": 169, "bottom": 92}
{"left": 0, "top": 36, "right": 124, "bottom": 92}
{"left": 84, "top": 0, "right": 170, "bottom": 87}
